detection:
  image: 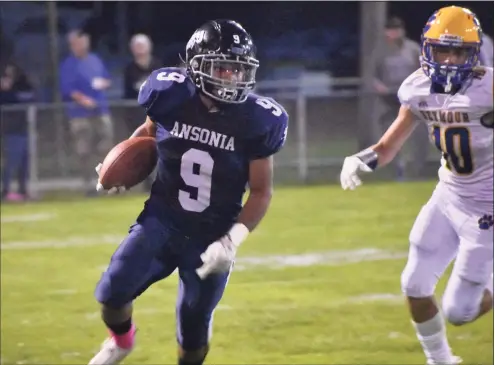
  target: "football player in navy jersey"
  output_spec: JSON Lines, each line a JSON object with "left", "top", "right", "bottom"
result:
{"left": 89, "top": 20, "right": 289, "bottom": 365}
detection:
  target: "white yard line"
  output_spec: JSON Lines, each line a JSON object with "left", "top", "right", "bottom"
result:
{"left": 0, "top": 235, "right": 123, "bottom": 250}
{"left": 82, "top": 293, "right": 402, "bottom": 320}
{"left": 47, "top": 289, "right": 79, "bottom": 295}
{"left": 4, "top": 247, "right": 406, "bottom": 302}
{"left": 1, "top": 213, "right": 56, "bottom": 223}
{"left": 8, "top": 242, "right": 408, "bottom": 329}
{"left": 234, "top": 248, "right": 406, "bottom": 271}
{"left": 1, "top": 234, "right": 407, "bottom": 270}
{"left": 345, "top": 293, "right": 404, "bottom": 304}
{"left": 94, "top": 248, "right": 406, "bottom": 278}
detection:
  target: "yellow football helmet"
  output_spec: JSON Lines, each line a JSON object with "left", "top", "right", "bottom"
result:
{"left": 421, "top": 6, "right": 482, "bottom": 90}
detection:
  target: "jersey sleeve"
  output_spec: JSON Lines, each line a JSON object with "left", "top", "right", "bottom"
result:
{"left": 137, "top": 67, "right": 195, "bottom": 123}
{"left": 397, "top": 68, "right": 424, "bottom": 107}
{"left": 397, "top": 77, "right": 413, "bottom": 106}
{"left": 247, "top": 97, "right": 289, "bottom": 160}
{"left": 471, "top": 67, "right": 494, "bottom": 124}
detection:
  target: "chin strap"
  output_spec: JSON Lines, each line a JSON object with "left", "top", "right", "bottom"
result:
{"left": 445, "top": 74, "right": 453, "bottom": 93}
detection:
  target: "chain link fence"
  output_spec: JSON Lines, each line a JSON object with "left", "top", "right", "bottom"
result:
{"left": 0, "top": 78, "right": 440, "bottom": 195}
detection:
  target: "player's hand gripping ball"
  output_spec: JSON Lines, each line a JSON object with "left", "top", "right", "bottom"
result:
{"left": 96, "top": 136, "right": 157, "bottom": 193}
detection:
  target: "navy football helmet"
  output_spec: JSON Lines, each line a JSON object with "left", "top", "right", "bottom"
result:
{"left": 185, "top": 20, "right": 259, "bottom": 104}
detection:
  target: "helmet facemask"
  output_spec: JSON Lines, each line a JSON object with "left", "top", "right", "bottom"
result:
{"left": 189, "top": 54, "right": 259, "bottom": 104}
{"left": 421, "top": 33, "right": 481, "bottom": 92}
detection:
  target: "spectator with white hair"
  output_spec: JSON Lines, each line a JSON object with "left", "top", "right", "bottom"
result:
{"left": 123, "top": 34, "right": 162, "bottom": 101}
{"left": 123, "top": 34, "right": 162, "bottom": 191}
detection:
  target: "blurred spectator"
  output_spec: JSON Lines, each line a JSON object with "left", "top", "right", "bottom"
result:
{"left": 372, "top": 17, "right": 427, "bottom": 180}
{"left": 0, "top": 35, "right": 14, "bottom": 66}
{"left": 123, "top": 34, "right": 161, "bottom": 191}
{"left": 479, "top": 33, "right": 494, "bottom": 67}
{"left": 59, "top": 30, "right": 113, "bottom": 196}
{"left": 0, "top": 61, "right": 34, "bottom": 202}
{"left": 124, "top": 34, "right": 162, "bottom": 102}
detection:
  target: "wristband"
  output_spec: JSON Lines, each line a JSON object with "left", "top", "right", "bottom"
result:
{"left": 227, "top": 223, "right": 250, "bottom": 248}
{"left": 354, "top": 148, "right": 379, "bottom": 170}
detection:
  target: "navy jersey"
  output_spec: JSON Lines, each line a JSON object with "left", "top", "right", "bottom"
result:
{"left": 138, "top": 67, "right": 288, "bottom": 239}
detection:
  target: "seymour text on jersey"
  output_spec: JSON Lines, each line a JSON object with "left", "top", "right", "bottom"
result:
{"left": 419, "top": 110, "right": 470, "bottom": 124}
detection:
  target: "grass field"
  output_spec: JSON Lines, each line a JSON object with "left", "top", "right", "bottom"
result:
{"left": 1, "top": 181, "right": 493, "bottom": 365}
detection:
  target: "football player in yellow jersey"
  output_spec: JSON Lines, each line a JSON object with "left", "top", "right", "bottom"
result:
{"left": 340, "top": 6, "right": 493, "bottom": 364}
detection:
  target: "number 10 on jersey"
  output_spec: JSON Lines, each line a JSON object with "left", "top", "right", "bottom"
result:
{"left": 432, "top": 125, "right": 473, "bottom": 175}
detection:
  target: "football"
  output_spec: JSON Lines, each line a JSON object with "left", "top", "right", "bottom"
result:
{"left": 98, "top": 136, "right": 157, "bottom": 190}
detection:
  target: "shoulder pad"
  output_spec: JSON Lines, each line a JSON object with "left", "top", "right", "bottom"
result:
{"left": 397, "top": 68, "right": 429, "bottom": 106}
{"left": 468, "top": 66, "right": 494, "bottom": 110}
{"left": 471, "top": 66, "right": 493, "bottom": 92}
{"left": 138, "top": 67, "right": 196, "bottom": 120}
{"left": 472, "top": 66, "right": 490, "bottom": 80}
{"left": 246, "top": 93, "right": 289, "bottom": 133}
{"left": 244, "top": 94, "right": 289, "bottom": 159}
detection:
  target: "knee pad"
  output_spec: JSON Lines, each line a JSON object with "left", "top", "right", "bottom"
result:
{"left": 401, "top": 245, "right": 438, "bottom": 298}
{"left": 94, "top": 221, "right": 175, "bottom": 307}
{"left": 442, "top": 274, "right": 484, "bottom": 326}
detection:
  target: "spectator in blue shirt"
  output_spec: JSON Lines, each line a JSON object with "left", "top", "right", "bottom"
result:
{"left": 0, "top": 61, "right": 34, "bottom": 202}
{"left": 59, "top": 30, "right": 113, "bottom": 195}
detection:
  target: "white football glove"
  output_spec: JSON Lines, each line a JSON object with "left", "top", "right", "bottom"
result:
{"left": 95, "top": 163, "right": 127, "bottom": 194}
{"left": 340, "top": 156, "right": 373, "bottom": 190}
{"left": 196, "top": 235, "right": 237, "bottom": 279}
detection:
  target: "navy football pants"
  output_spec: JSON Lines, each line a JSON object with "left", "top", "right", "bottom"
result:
{"left": 94, "top": 215, "right": 230, "bottom": 350}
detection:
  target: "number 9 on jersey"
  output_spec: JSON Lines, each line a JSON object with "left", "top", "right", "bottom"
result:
{"left": 179, "top": 148, "right": 214, "bottom": 212}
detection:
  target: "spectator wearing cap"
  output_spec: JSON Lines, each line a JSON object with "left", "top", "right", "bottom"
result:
{"left": 372, "top": 17, "right": 427, "bottom": 180}
{"left": 122, "top": 34, "right": 162, "bottom": 191}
